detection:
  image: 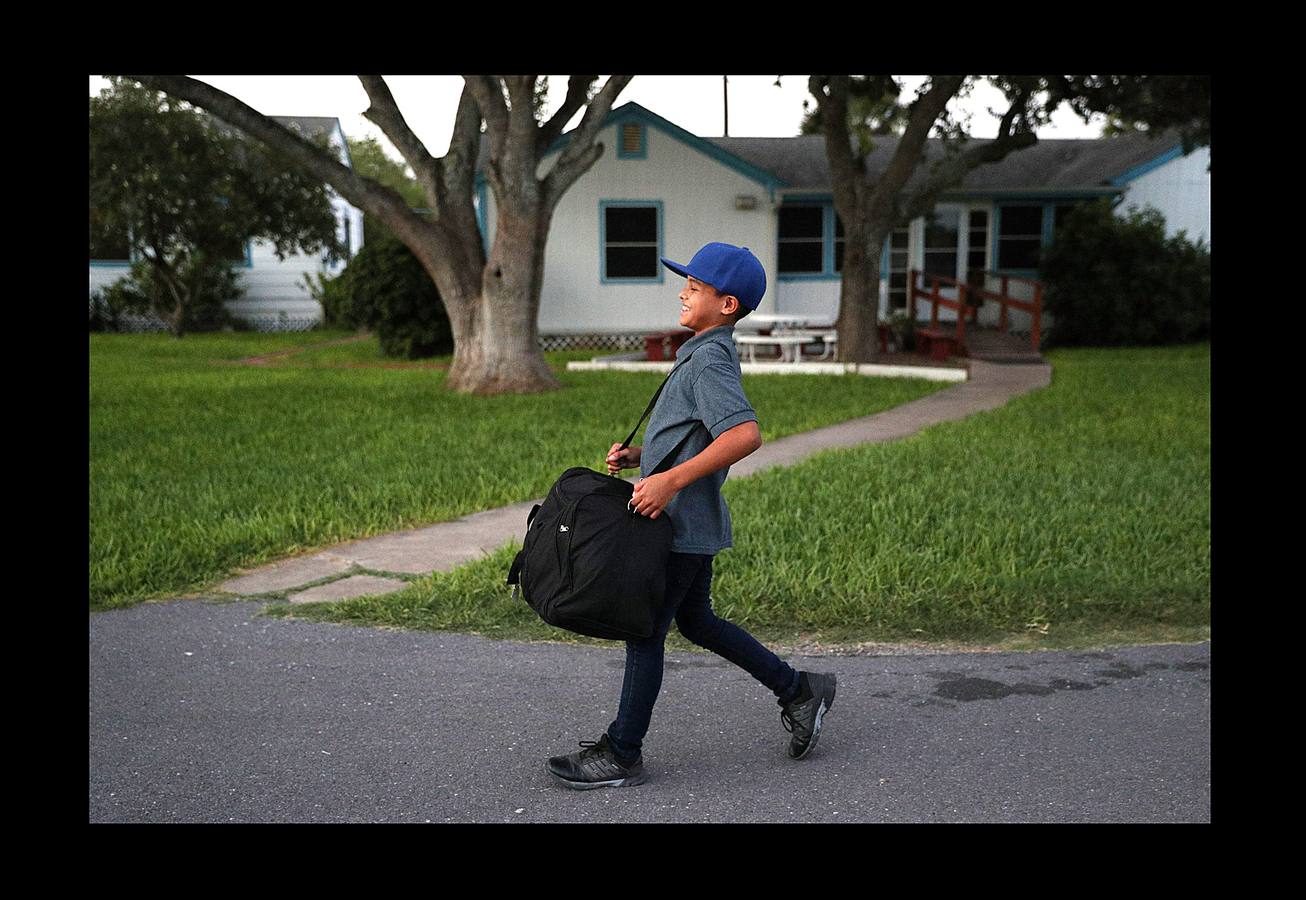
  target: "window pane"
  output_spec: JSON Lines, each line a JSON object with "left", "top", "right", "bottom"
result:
{"left": 890, "top": 251, "right": 908, "bottom": 270}
{"left": 924, "top": 208, "right": 960, "bottom": 247}
{"left": 968, "top": 249, "right": 986, "bottom": 270}
{"left": 891, "top": 227, "right": 909, "bottom": 250}
{"left": 998, "top": 238, "right": 1041, "bottom": 270}
{"left": 924, "top": 250, "right": 957, "bottom": 280}
{"left": 999, "top": 205, "right": 1042, "bottom": 236}
{"left": 779, "top": 206, "right": 823, "bottom": 239}
{"left": 889, "top": 272, "right": 907, "bottom": 290}
{"left": 778, "top": 241, "right": 823, "bottom": 273}
{"left": 969, "top": 209, "right": 988, "bottom": 228}
{"left": 834, "top": 214, "right": 845, "bottom": 238}
{"left": 607, "top": 245, "right": 657, "bottom": 278}
{"left": 606, "top": 206, "right": 657, "bottom": 243}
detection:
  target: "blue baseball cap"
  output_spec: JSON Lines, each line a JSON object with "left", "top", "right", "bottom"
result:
{"left": 660, "top": 242, "right": 766, "bottom": 311}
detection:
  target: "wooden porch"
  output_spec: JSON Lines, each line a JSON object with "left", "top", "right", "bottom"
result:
{"left": 908, "top": 268, "right": 1047, "bottom": 363}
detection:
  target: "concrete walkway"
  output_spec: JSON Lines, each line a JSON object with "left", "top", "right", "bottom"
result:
{"left": 215, "top": 358, "right": 1052, "bottom": 604}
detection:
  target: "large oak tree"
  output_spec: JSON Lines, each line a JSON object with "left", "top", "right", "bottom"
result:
{"left": 122, "top": 75, "right": 632, "bottom": 394}
{"left": 804, "top": 74, "right": 1211, "bottom": 364}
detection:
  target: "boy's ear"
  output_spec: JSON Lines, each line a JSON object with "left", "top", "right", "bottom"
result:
{"left": 721, "top": 294, "right": 740, "bottom": 315}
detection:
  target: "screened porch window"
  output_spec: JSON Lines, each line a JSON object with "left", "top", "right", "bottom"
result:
{"left": 967, "top": 209, "right": 989, "bottom": 277}
{"left": 886, "top": 226, "right": 910, "bottom": 310}
{"left": 922, "top": 207, "right": 960, "bottom": 282}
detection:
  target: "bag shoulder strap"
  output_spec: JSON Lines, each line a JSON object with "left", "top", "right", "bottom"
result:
{"left": 617, "top": 345, "right": 698, "bottom": 452}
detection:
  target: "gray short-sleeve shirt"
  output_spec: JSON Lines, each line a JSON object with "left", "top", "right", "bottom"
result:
{"left": 639, "top": 324, "right": 758, "bottom": 554}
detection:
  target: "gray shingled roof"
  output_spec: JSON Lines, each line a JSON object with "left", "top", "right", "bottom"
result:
{"left": 475, "top": 102, "right": 1186, "bottom": 194}
{"left": 708, "top": 128, "right": 1187, "bottom": 193}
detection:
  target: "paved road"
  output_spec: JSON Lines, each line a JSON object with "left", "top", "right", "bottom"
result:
{"left": 90, "top": 597, "right": 1210, "bottom": 823}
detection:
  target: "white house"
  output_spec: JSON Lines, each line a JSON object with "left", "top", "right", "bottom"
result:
{"left": 476, "top": 102, "right": 1210, "bottom": 347}
{"left": 89, "top": 116, "right": 364, "bottom": 331}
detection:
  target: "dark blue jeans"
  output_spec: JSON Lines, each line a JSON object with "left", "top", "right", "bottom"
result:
{"left": 605, "top": 552, "right": 801, "bottom": 764}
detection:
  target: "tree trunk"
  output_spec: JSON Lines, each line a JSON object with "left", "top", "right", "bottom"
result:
{"left": 445, "top": 203, "right": 560, "bottom": 395}
{"left": 836, "top": 234, "right": 883, "bottom": 364}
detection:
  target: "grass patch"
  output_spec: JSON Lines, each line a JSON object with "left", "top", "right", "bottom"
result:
{"left": 265, "top": 343, "right": 1209, "bottom": 651}
{"left": 91, "top": 331, "right": 949, "bottom": 610}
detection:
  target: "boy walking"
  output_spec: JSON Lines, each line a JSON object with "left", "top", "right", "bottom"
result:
{"left": 546, "top": 242, "right": 837, "bottom": 790}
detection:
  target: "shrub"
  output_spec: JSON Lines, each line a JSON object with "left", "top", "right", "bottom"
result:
{"left": 89, "top": 287, "right": 125, "bottom": 333}
{"left": 1040, "top": 199, "right": 1210, "bottom": 348}
{"left": 305, "top": 233, "right": 453, "bottom": 359}
{"left": 98, "top": 253, "right": 244, "bottom": 334}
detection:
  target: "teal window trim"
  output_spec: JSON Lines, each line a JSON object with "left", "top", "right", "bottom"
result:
{"left": 90, "top": 240, "right": 251, "bottom": 268}
{"left": 616, "top": 121, "right": 648, "bottom": 159}
{"left": 777, "top": 199, "right": 842, "bottom": 282}
{"left": 600, "top": 199, "right": 664, "bottom": 284}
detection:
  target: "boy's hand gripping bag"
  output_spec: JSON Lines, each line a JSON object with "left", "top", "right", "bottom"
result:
{"left": 506, "top": 353, "right": 698, "bottom": 640}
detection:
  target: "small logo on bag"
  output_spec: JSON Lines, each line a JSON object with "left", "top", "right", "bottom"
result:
{"left": 559, "top": 524, "right": 569, "bottom": 533}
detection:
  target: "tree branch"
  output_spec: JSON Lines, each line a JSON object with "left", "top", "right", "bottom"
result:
{"left": 505, "top": 76, "right": 539, "bottom": 159}
{"left": 543, "top": 75, "right": 633, "bottom": 205}
{"left": 358, "top": 75, "right": 439, "bottom": 203}
{"left": 810, "top": 75, "right": 864, "bottom": 223}
{"left": 463, "top": 75, "right": 509, "bottom": 161}
{"left": 900, "top": 81, "right": 1038, "bottom": 222}
{"left": 122, "top": 75, "right": 428, "bottom": 239}
{"left": 873, "top": 75, "right": 965, "bottom": 212}
{"left": 538, "top": 75, "right": 596, "bottom": 153}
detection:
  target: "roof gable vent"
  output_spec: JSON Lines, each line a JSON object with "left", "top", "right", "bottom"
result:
{"left": 618, "top": 122, "right": 646, "bottom": 159}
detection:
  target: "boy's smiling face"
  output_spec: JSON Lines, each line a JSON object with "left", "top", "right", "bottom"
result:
{"left": 679, "top": 276, "right": 740, "bottom": 335}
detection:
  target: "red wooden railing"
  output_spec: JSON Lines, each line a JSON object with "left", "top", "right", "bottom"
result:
{"left": 908, "top": 269, "right": 1045, "bottom": 352}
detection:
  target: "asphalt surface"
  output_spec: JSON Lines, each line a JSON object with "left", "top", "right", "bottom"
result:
{"left": 90, "top": 597, "right": 1210, "bottom": 823}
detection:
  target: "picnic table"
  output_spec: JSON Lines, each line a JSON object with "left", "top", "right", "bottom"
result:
{"left": 734, "top": 330, "right": 837, "bottom": 363}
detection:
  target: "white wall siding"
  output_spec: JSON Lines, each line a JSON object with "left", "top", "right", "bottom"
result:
{"left": 1116, "top": 145, "right": 1210, "bottom": 246}
{"left": 484, "top": 121, "right": 779, "bottom": 335}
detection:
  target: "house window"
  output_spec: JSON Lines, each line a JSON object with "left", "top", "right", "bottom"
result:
{"left": 997, "top": 204, "right": 1043, "bottom": 270}
{"left": 617, "top": 122, "right": 647, "bottom": 159}
{"left": 778, "top": 205, "right": 825, "bottom": 274}
{"left": 601, "top": 202, "right": 662, "bottom": 281}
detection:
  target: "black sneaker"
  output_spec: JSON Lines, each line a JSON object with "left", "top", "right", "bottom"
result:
{"left": 546, "top": 734, "right": 648, "bottom": 790}
{"left": 778, "top": 671, "right": 837, "bottom": 760}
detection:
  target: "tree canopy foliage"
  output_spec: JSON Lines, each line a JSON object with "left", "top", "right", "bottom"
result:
{"left": 90, "top": 76, "right": 342, "bottom": 335}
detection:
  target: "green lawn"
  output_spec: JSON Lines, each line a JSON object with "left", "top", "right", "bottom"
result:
{"left": 90, "top": 330, "right": 951, "bottom": 610}
{"left": 264, "top": 343, "right": 1210, "bottom": 651}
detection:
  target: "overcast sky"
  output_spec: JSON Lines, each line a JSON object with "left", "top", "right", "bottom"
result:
{"left": 89, "top": 75, "right": 1109, "bottom": 165}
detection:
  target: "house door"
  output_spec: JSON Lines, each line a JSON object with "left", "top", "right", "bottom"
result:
{"left": 915, "top": 204, "right": 965, "bottom": 323}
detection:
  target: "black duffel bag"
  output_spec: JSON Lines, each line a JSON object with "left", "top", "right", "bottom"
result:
{"left": 506, "top": 353, "right": 699, "bottom": 640}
